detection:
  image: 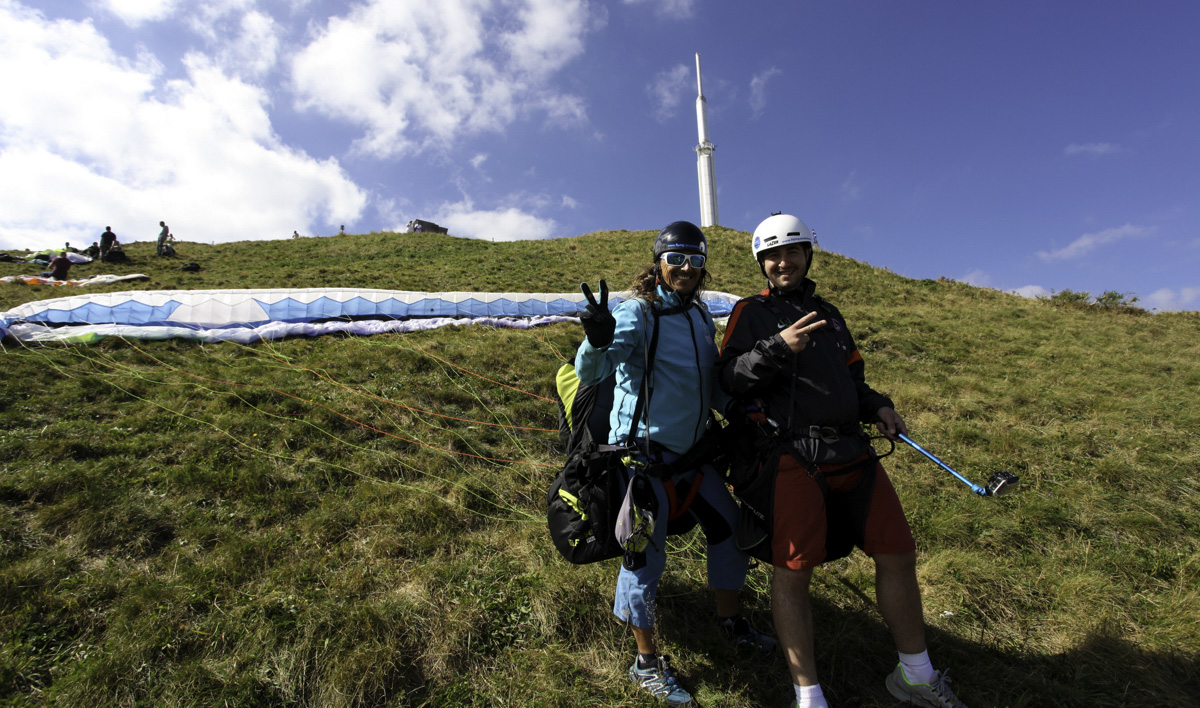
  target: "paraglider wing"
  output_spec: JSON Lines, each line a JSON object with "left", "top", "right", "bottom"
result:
{"left": 0, "top": 288, "right": 740, "bottom": 344}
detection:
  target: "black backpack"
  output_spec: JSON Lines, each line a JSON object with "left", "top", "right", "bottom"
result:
{"left": 545, "top": 364, "right": 628, "bottom": 564}
{"left": 546, "top": 300, "right": 672, "bottom": 565}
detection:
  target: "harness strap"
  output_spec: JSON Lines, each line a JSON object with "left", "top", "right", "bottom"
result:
{"left": 807, "top": 453, "right": 879, "bottom": 497}
{"left": 664, "top": 472, "right": 704, "bottom": 521}
{"left": 791, "top": 423, "right": 863, "bottom": 444}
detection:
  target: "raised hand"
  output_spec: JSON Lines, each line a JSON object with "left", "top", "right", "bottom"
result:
{"left": 780, "top": 310, "right": 827, "bottom": 353}
{"left": 580, "top": 279, "right": 616, "bottom": 348}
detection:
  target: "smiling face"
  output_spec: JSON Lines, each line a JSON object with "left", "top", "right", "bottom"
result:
{"left": 659, "top": 248, "right": 705, "bottom": 295}
{"left": 760, "top": 243, "right": 811, "bottom": 292}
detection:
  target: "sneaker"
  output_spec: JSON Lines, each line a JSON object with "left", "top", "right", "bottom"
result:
{"left": 885, "top": 665, "right": 966, "bottom": 707}
{"left": 719, "top": 614, "right": 778, "bottom": 654}
{"left": 628, "top": 655, "right": 697, "bottom": 707}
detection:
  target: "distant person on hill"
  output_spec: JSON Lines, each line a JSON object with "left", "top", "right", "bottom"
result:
{"left": 157, "top": 221, "right": 170, "bottom": 256}
{"left": 575, "top": 220, "right": 774, "bottom": 707}
{"left": 46, "top": 251, "right": 72, "bottom": 281}
{"left": 105, "top": 240, "right": 128, "bottom": 264}
{"left": 84, "top": 242, "right": 100, "bottom": 258}
{"left": 100, "top": 226, "right": 117, "bottom": 260}
{"left": 293, "top": 230, "right": 300, "bottom": 238}
{"left": 339, "top": 224, "right": 345, "bottom": 235}
{"left": 717, "top": 213, "right": 966, "bottom": 708}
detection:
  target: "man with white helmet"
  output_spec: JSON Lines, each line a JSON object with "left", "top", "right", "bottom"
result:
{"left": 717, "top": 214, "right": 965, "bottom": 708}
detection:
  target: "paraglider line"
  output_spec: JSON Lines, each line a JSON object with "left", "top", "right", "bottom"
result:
{"left": 26, "top": 341, "right": 545, "bottom": 523}
{"left": 408, "top": 342, "right": 554, "bottom": 402}
{"left": 236, "top": 341, "right": 557, "bottom": 433}
{"left": 528, "top": 330, "right": 570, "bottom": 363}
{"left": 121, "top": 341, "right": 556, "bottom": 469}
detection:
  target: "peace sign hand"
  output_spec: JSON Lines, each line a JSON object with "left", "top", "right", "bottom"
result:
{"left": 781, "top": 310, "right": 827, "bottom": 353}
{"left": 580, "top": 279, "right": 616, "bottom": 348}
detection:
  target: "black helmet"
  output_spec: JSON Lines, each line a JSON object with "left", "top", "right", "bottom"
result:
{"left": 653, "top": 221, "right": 707, "bottom": 260}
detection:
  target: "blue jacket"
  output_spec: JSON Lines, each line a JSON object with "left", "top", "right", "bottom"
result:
{"left": 575, "top": 284, "right": 727, "bottom": 454}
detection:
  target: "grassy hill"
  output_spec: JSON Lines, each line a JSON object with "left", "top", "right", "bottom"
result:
{"left": 2, "top": 230, "right": 1198, "bottom": 707}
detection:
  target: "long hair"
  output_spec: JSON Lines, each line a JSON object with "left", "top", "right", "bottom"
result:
{"left": 630, "top": 264, "right": 711, "bottom": 305}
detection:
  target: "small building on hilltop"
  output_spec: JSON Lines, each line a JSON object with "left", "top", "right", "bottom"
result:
{"left": 406, "top": 219, "right": 448, "bottom": 234}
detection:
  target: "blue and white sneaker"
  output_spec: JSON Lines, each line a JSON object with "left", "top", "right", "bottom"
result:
{"left": 885, "top": 665, "right": 966, "bottom": 707}
{"left": 628, "top": 655, "right": 697, "bottom": 707}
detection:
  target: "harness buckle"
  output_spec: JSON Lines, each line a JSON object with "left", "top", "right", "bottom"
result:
{"left": 805, "top": 425, "right": 841, "bottom": 444}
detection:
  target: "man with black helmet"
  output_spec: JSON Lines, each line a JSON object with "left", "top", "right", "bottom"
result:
{"left": 717, "top": 214, "right": 966, "bottom": 708}
{"left": 576, "top": 221, "right": 774, "bottom": 707}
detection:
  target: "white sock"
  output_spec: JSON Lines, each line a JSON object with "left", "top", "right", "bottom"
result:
{"left": 898, "top": 649, "right": 935, "bottom": 685}
{"left": 794, "top": 683, "right": 828, "bottom": 708}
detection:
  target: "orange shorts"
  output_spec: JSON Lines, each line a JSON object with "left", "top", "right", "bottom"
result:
{"left": 772, "top": 453, "right": 915, "bottom": 570}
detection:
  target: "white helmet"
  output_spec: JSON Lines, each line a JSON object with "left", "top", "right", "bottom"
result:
{"left": 752, "top": 213, "right": 815, "bottom": 261}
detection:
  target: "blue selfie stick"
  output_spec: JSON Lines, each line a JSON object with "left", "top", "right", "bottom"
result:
{"left": 897, "top": 433, "right": 988, "bottom": 496}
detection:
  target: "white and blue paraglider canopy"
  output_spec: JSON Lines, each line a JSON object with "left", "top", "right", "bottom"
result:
{"left": 0, "top": 288, "right": 741, "bottom": 344}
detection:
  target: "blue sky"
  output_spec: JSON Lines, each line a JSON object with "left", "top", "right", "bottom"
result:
{"left": 2, "top": 0, "right": 1197, "bottom": 310}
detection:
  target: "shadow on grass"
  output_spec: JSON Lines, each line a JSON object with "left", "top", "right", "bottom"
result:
{"left": 653, "top": 579, "right": 1199, "bottom": 708}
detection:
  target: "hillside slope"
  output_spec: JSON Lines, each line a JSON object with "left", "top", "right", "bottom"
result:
{"left": 2, "top": 230, "right": 1198, "bottom": 706}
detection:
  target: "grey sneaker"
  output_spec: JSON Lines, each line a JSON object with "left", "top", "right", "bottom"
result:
{"left": 628, "top": 655, "right": 697, "bottom": 707}
{"left": 885, "top": 665, "right": 966, "bottom": 707}
{"left": 719, "top": 614, "right": 778, "bottom": 654}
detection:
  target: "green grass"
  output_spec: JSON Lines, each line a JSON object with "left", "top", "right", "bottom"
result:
{"left": 2, "top": 231, "right": 1199, "bottom": 706}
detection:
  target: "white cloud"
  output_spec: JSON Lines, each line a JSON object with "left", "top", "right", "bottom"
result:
{"left": 1063, "top": 142, "right": 1122, "bottom": 156}
{"left": 290, "top": 0, "right": 590, "bottom": 159}
{"left": 470, "top": 153, "right": 489, "bottom": 170}
{"left": 98, "top": 0, "right": 179, "bottom": 26}
{"left": 561, "top": 195, "right": 578, "bottom": 209}
{"left": 184, "top": 0, "right": 252, "bottom": 34}
{"left": 434, "top": 202, "right": 559, "bottom": 241}
{"left": 960, "top": 269, "right": 991, "bottom": 287}
{"left": 1143, "top": 287, "right": 1200, "bottom": 312}
{"left": 841, "top": 169, "right": 860, "bottom": 202}
{"left": 541, "top": 92, "right": 588, "bottom": 128}
{"left": 0, "top": 4, "right": 365, "bottom": 252}
{"left": 1011, "top": 285, "right": 1050, "bottom": 299}
{"left": 1036, "top": 223, "right": 1151, "bottom": 262}
{"left": 505, "top": 0, "right": 589, "bottom": 74}
{"left": 749, "top": 66, "right": 781, "bottom": 117}
{"left": 213, "top": 9, "right": 280, "bottom": 80}
{"left": 647, "top": 63, "right": 690, "bottom": 121}
{"left": 622, "top": 0, "right": 695, "bottom": 20}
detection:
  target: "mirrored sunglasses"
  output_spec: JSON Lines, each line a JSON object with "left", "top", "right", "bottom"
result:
{"left": 661, "top": 251, "right": 706, "bottom": 268}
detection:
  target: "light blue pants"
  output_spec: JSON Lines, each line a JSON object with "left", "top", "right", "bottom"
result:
{"left": 612, "top": 455, "right": 748, "bottom": 629}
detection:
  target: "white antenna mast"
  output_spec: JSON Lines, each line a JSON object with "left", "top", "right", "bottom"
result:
{"left": 694, "top": 53, "right": 719, "bottom": 227}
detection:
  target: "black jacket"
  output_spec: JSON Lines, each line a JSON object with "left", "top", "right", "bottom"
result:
{"left": 717, "top": 279, "right": 893, "bottom": 464}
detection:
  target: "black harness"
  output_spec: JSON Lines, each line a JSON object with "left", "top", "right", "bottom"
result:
{"left": 729, "top": 292, "right": 889, "bottom": 564}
